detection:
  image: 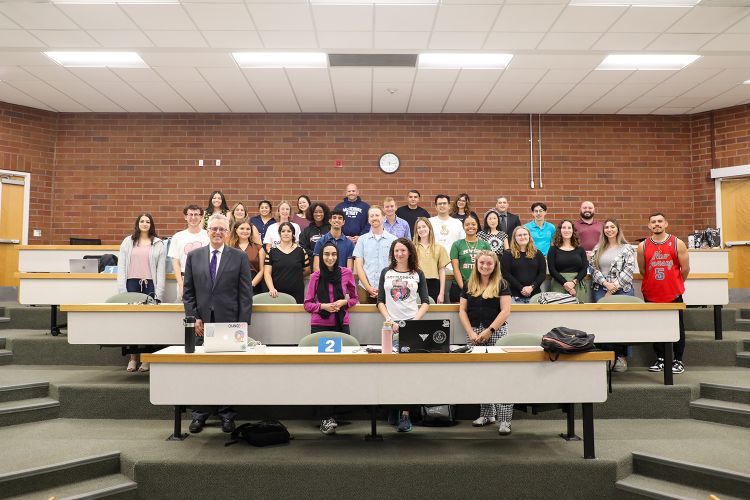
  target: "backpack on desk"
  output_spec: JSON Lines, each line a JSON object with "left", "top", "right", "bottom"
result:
{"left": 537, "top": 292, "right": 579, "bottom": 305}
{"left": 541, "top": 327, "right": 595, "bottom": 361}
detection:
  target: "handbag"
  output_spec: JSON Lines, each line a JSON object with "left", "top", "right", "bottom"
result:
{"left": 538, "top": 292, "right": 579, "bottom": 304}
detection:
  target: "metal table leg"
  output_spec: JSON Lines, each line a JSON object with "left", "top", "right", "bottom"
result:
{"left": 167, "top": 405, "right": 188, "bottom": 441}
{"left": 663, "top": 342, "right": 673, "bottom": 386}
{"left": 714, "top": 305, "right": 723, "bottom": 341}
{"left": 560, "top": 403, "right": 580, "bottom": 441}
{"left": 365, "top": 405, "right": 382, "bottom": 441}
{"left": 582, "top": 403, "right": 595, "bottom": 459}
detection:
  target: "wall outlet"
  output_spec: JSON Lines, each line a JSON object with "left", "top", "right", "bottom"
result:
{"left": 215, "top": 159, "right": 221, "bottom": 167}
{"left": 33, "top": 229, "right": 42, "bottom": 237}
{"left": 198, "top": 159, "right": 204, "bottom": 167}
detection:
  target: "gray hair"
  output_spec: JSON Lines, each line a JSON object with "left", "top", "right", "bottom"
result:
{"left": 207, "top": 213, "right": 229, "bottom": 228}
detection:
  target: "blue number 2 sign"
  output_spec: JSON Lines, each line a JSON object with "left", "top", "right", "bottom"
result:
{"left": 318, "top": 337, "right": 342, "bottom": 353}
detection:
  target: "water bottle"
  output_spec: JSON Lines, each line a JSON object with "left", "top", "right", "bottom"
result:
{"left": 184, "top": 316, "right": 196, "bottom": 353}
{"left": 381, "top": 321, "right": 393, "bottom": 354}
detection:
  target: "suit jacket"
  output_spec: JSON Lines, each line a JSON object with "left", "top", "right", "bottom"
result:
{"left": 183, "top": 245, "right": 253, "bottom": 325}
{"left": 501, "top": 212, "right": 521, "bottom": 237}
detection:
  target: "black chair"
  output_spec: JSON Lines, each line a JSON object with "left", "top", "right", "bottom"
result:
{"left": 69, "top": 237, "right": 102, "bottom": 245}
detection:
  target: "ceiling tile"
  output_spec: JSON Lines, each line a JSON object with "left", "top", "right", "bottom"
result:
{"left": 30, "top": 30, "right": 99, "bottom": 48}
{"left": 67, "top": 68, "right": 120, "bottom": 83}
{"left": 372, "top": 83, "right": 410, "bottom": 114}
{"left": 415, "top": 68, "right": 459, "bottom": 83}
{"left": 126, "top": 80, "right": 194, "bottom": 112}
{"left": 0, "top": 3, "right": 77, "bottom": 30}
{"left": 591, "top": 32, "right": 657, "bottom": 51}
{"left": 510, "top": 54, "right": 602, "bottom": 70}
{"left": 484, "top": 32, "right": 544, "bottom": 50}
{"left": 492, "top": 4, "right": 565, "bottom": 33}
{"left": 667, "top": 6, "right": 750, "bottom": 33}
{"left": 291, "top": 81, "right": 336, "bottom": 113}
{"left": 0, "top": 82, "right": 54, "bottom": 110}
{"left": 87, "top": 30, "right": 153, "bottom": 48}
{"left": 373, "top": 31, "right": 429, "bottom": 50}
{"left": 429, "top": 32, "right": 485, "bottom": 50}
{"left": 726, "top": 13, "right": 750, "bottom": 33}
{"left": 202, "top": 30, "right": 263, "bottom": 49}
{"left": 93, "top": 81, "right": 160, "bottom": 112}
{"left": 0, "top": 12, "right": 18, "bottom": 29}
{"left": 332, "top": 79, "right": 371, "bottom": 113}
{"left": 0, "top": 52, "right": 58, "bottom": 66}
{"left": 499, "top": 67, "right": 546, "bottom": 84}
{"left": 374, "top": 5, "right": 437, "bottom": 32}
{"left": 628, "top": 94, "right": 674, "bottom": 108}
{"left": 564, "top": 83, "right": 616, "bottom": 99}
{"left": 46, "top": 79, "right": 123, "bottom": 112}
{"left": 540, "top": 69, "right": 589, "bottom": 84}
{"left": 121, "top": 5, "right": 196, "bottom": 31}
{"left": 22, "top": 65, "right": 78, "bottom": 82}
{"left": 312, "top": 5, "right": 372, "bottom": 32}
{"left": 479, "top": 82, "right": 534, "bottom": 113}
{"left": 701, "top": 34, "right": 750, "bottom": 51}
{"left": 184, "top": 3, "right": 255, "bottom": 30}
{"left": 318, "top": 31, "right": 372, "bottom": 50}
{"left": 608, "top": 7, "right": 690, "bottom": 33}
{"left": 537, "top": 33, "right": 600, "bottom": 51}
{"left": 690, "top": 55, "right": 750, "bottom": 69}
{"left": 548, "top": 96, "right": 602, "bottom": 114}
{"left": 0, "top": 30, "right": 44, "bottom": 48}
{"left": 647, "top": 33, "right": 714, "bottom": 51}
{"left": 647, "top": 68, "right": 722, "bottom": 96}
{"left": 514, "top": 82, "right": 575, "bottom": 113}
{"left": 170, "top": 80, "right": 230, "bottom": 112}
{"left": 144, "top": 30, "right": 208, "bottom": 48}
{"left": 19, "top": 80, "right": 89, "bottom": 111}
{"left": 155, "top": 67, "right": 205, "bottom": 83}
{"left": 330, "top": 67, "right": 371, "bottom": 84}
{"left": 259, "top": 31, "right": 318, "bottom": 49}
{"left": 248, "top": 3, "right": 313, "bottom": 31}
{"left": 444, "top": 81, "right": 495, "bottom": 113}
{"left": 112, "top": 68, "right": 163, "bottom": 83}
{"left": 57, "top": 5, "right": 137, "bottom": 30}
{"left": 616, "top": 106, "right": 657, "bottom": 114}
{"left": 623, "top": 70, "right": 674, "bottom": 85}
{"left": 550, "top": 6, "right": 626, "bottom": 33}
{"left": 457, "top": 69, "right": 503, "bottom": 83}
{"left": 407, "top": 82, "right": 452, "bottom": 113}
{"left": 652, "top": 107, "right": 691, "bottom": 115}
{"left": 202, "top": 82, "right": 265, "bottom": 113}
{"left": 580, "top": 70, "right": 631, "bottom": 85}
{"left": 285, "top": 68, "right": 330, "bottom": 83}
{"left": 373, "top": 67, "right": 415, "bottom": 83}
{"left": 0, "top": 66, "right": 36, "bottom": 82}
{"left": 434, "top": 4, "right": 501, "bottom": 31}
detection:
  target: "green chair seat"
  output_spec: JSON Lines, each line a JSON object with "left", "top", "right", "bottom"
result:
{"left": 254, "top": 292, "right": 297, "bottom": 304}
{"left": 597, "top": 295, "right": 644, "bottom": 304}
{"left": 298, "top": 331, "right": 360, "bottom": 347}
{"left": 105, "top": 292, "right": 149, "bottom": 303}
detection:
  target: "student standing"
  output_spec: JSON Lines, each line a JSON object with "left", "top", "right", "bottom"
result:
{"left": 413, "top": 217, "right": 449, "bottom": 304}
{"left": 312, "top": 209, "right": 354, "bottom": 272}
{"left": 250, "top": 200, "right": 276, "bottom": 242}
{"left": 524, "top": 202, "right": 555, "bottom": 256}
{"left": 450, "top": 214, "right": 491, "bottom": 303}
{"left": 168, "top": 204, "right": 209, "bottom": 299}
{"left": 501, "top": 226, "right": 546, "bottom": 304}
{"left": 547, "top": 220, "right": 589, "bottom": 301}
{"left": 264, "top": 222, "right": 310, "bottom": 304}
{"left": 353, "top": 206, "right": 397, "bottom": 304}
{"left": 228, "top": 218, "right": 266, "bottom": 295}
{"left": 396, "top": 189, "right": 431, "bottom": 234}
{"left": 203, "top": 190, "right": 229, "bottom": 229}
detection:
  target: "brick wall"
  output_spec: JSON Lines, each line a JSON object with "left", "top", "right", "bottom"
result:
{"left": 0, "top": 103, "right": 57, "bottom": 240}
{"left": 3, "top": 100, "right": 750, "bottom": 244}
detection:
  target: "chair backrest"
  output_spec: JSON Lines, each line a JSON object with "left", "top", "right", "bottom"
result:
{"left": 105, "top": 292, "right": 149, "bottom": 304}
{"left": 69, "top": 237, "right": 102, "bottom": 245}
{"left": 253, "top": 292, "right": 297, "bottom": 304}
{"left": 495, "top": 333, "right": 543, "bottom": 346}
{"left": 416, "top": 295, "right": 436, "bottom": 305}
{"left": 528, "top": 294, "right": 542, "bottom": 304}
{"left": 597, "top": 294, "right": 644, "bottom": 304}
{"left": 298, "top": 331, "right": 361, "bottom": 347}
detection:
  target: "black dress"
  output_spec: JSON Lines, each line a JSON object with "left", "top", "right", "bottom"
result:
{"left": 265, "top": 246, "right": 310, "bottom": 304}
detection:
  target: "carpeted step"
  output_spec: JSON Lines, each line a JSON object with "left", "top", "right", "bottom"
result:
{"left": 0, "top": 306, "right": 62, "bottom": 330}
{"left": 0, "top": 349, "right": 12, "bottom": 365}
{"left": 0, "top": 397, "right": 60, "bottom": 427}
{"left": 737, "top": 352, "right": 750, "bottom": 368}
{"left": 740, "top": 308, "right": 750, "bottom": 320}
{"left": 690, "top": 398, "right": 750, "bottom": 428}
{"left": 700, "top": 383, "right": 750, "bottom": 405}
{"left": 7, "top": 336, "right": 124, "bottom": 366}
{"left": 616, "top": 452, "right": 750, "bottom": 499}
{"left": 9, "top": 473, "right": 137, "bottom": 500}
{"left": 0, "top": 382, "right": 49, "bottom": 403}
{"left": 0, "top": 336, "right": 6, "bottom": 349}
{"left": 0, "top": 451, "right": 127, "bottom": 498}
{"left": 683, "top": 307, "right": 736, "bottom": 331}
{"left": 0, "top": 317, "right": 9, "bottom": 325}
{"left": 736, "top": 318, "right": 750, "bottom": 332}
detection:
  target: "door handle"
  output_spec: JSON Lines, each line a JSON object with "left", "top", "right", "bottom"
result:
{"left": 0, "top": 239, "right": 20, "bottom": 244}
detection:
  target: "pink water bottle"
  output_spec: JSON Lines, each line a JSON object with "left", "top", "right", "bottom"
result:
{"left": 381, "top": 321, "right": 393, "bottom": 354}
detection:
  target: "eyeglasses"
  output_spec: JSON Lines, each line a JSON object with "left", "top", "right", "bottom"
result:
{"left": 186, "top": 214, "right": 202, "bottom": 218}
{"left": 208, "top": 227, "right": 228, "bottom": 233}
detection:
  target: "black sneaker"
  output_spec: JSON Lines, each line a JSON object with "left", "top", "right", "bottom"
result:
{"left": 221, "top": 417, "right": 236, "bottom": 433}
{"left": 189, "top": 419, "right": 205, "bottom": 433}
{"left": 648, "top": 358, "right": 664, "bottom": 372}
{"left": 672, "top": 360, "right": 685, "bottom": 374}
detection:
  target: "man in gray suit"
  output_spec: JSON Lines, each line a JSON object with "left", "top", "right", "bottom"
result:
{"left": 183, "top": 213, "right": 253, "bottom": 433}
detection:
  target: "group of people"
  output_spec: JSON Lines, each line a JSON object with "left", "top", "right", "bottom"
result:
{"left": 115, "top": 185, "right": 690, "bottom": 434}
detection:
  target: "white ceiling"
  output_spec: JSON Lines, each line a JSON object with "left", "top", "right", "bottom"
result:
{"left": 1, "top": 0, "right": 750, "bottom": 114}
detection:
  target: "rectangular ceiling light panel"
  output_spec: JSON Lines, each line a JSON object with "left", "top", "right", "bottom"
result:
{"left": 310, "top": 0, "right": 438, "bottom": 4}
{"left": 418, "top": 53, "right": 513, "bottom": 69}
{"left": 233, "top": 52, "right": 328, "bottom": 68}
{"left": 596, "top": 54, "right": 700, "bottom": 70}
{"left": 51, "top": 1, "right": 179, "bottom": 4}
{"left": 44, "top": 51, "right": 148, "bottom": 68}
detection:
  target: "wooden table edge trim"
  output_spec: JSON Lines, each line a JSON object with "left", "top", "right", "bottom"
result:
{"left": 17, "top": 272, "right": 178, "bottom": 280}
{"left": 18, "top": 245, "right": 121, "bottom": 251}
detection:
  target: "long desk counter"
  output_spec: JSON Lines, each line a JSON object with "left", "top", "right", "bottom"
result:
{"left": 63, "top": 302, "right": 682, "bottom": 385}
{"left": 18, "top": 245, "right": 121, "bottom": 273}
{"left": 142, "top": 346, "right": 613, "bottom": 458}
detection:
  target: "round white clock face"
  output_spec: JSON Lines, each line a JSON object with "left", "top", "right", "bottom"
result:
{"left": 379, "top": 153, "right": 400, "bottom": 174}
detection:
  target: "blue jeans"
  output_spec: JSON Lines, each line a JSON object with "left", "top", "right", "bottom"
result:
{"left": 593, "top": 286, "right": 634, "bottom": 303}
{"left": 512, "top": 296, "right": 530, "bottom": 304}
{"left": 126, "top": 278, "right": 155, "bottom": 298}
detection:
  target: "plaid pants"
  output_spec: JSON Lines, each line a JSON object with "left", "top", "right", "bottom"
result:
{"left": 469, "top": 324, "right": 514, "bottom": 423}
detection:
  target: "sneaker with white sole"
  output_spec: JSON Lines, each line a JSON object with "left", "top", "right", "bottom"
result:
{"left": 648, "top": 358, "right": 664, "bottom": 372}
{"left": 498, "top": 422, "right": 511, "bottom": 435}
{"left": 472, "top": 416, "right": 496, "bottom": 427}
{"left": 672, "top": 360, "right": 685, "bottom": 374}
{"left": 613, "top": 357, "right": 628, "bottom": 373}
{"left": 320, "top": 418, "right": 337, "bottom": 435}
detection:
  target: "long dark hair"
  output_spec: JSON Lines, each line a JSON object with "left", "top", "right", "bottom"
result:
{"left": 131, "top": 213, "right": 157, "bottom": 242}
{"left": 388, "top": 237, "right": 420, "bottom": 272}
{"left": 205, "top": 190, "right": 229, "bottom": 214}
{"left": 552, "top": 219, "right": 580, "bottom": 248}
{"left": 278, "top": 221, "right": 297, "bottom": 243}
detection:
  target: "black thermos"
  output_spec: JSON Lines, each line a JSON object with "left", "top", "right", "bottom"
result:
{"left": 184, "top": 316, "right": 196, "bottom": 353}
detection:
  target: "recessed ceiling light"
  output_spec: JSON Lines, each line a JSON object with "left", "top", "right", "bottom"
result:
{"left": 596, "top": 54, "right": 700, "bottom": 70}
{"left": 232, "top": 52, "right": 328, "bottom": 69}
{"left": 44, "top": 51, "right": 147, "bottom": 68}
{"left": 309, "top": 0, "right": 437, "bottom": 4}
{"left": 418, "top": 53, "right": 513, "bottom": 69}
{"left": 51, "top": 1, "right": 179, "bottom": 4}
{"left": 570, "top": 0, "right": 700, "bottom": 6}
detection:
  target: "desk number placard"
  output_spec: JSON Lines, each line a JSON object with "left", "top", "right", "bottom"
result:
{"left": 318, "top": 337, "right": 342, "bottom": 353}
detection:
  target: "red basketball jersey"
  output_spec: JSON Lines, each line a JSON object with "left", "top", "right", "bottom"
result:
{"left": 641, "top": 235, "right": 685, "bottom": 303}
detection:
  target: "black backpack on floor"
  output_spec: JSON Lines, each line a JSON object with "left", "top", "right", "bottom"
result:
{"left": 225, "top": 420, "right": 291, "bottom": 447}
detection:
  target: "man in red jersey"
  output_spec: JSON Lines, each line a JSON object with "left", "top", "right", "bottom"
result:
{"left": 637, "top": 213, "right": 690, "bottom": 375}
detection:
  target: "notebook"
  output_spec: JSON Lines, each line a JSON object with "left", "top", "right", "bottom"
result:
{"left": 69, "top": 258, "right": 99, "bottom": 274}
{"left": 203, "top": 322, "right": 247, "bottom": 353}
{"left": 397, "top": 319, "right": 451, "bottom": 354}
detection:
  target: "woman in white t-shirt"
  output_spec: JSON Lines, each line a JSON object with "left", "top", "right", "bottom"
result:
{"left": 376, "top": 237, "right": 429, "bottom": 433}
{"left": 263, "top": 200, "right": 301, "bottom": 251}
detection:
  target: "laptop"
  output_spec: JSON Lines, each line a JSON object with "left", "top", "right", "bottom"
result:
{"left": 203, "top": 322, "right": 247, "bottom": 353}
{"left": 69, "top": 258, "right": 99, "bottom": 274}
{"left": 397, "top": 319, "right": 451, "bottom": 353}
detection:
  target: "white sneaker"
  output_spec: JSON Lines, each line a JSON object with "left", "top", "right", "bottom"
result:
{"left": 472, "top": 416, "right": 496, "bottom": 427}
{"left": 320, "top": 418, "right": 337, "bottom": 435}
{"left": 613, "top": 357, "right": 628, "bottom": 373}
{"left": 498, "top": 422, "right": 512, "bottom": 435}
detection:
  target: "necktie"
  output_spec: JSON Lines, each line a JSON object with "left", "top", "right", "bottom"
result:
{"left": 500, "top": 214, "right": 507, "bottom": 233}
{"left": 210, "top": 250, "right": 218, "bottom": 283}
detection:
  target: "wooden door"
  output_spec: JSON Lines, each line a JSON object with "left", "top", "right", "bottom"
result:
{"left": 0, "top": 177, "right": 25, "bottom": 286}
{"left": 720, "top": 179, "right": 750, "bottom": 289}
